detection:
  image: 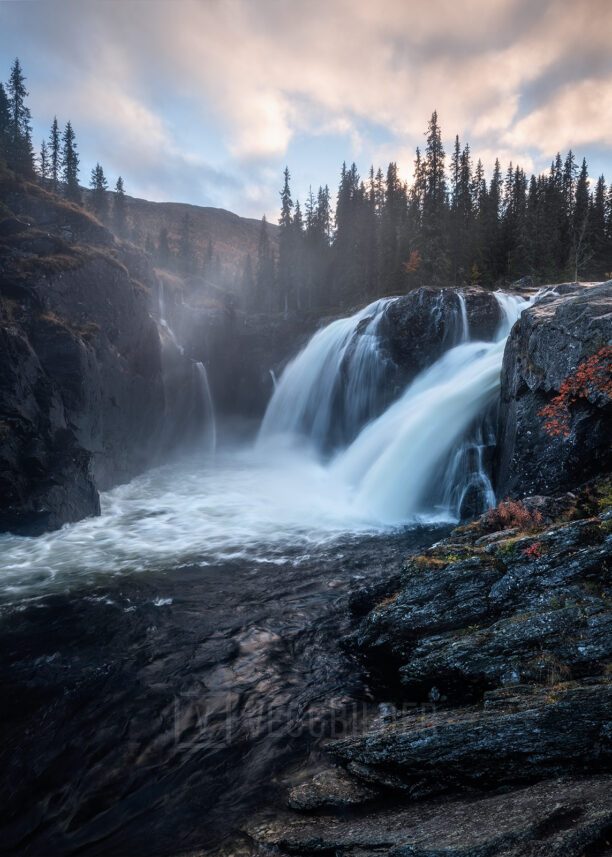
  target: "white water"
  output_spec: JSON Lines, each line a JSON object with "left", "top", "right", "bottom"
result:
{"left": 195, "top": 361, "right": 217, "bottom": 454}
{"left": 259, "top": 298, "right": 394, "bottom": 448}
{"left": 0, "top": 290, "right": 530, "bottom": 596}
{"left": 0, "top": 447, "right": 378, "bottom": 598}
{"left": 329, "top": 293, "right": 527, "bottom": 522}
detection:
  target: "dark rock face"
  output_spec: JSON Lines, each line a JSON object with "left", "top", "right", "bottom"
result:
{"left": 383, "top": 287, "right": 501, "bottom": 388}
{"left": 287, "top": 768, "right": 377, "bottom": 811}
{"left": 244, "top": 487, "right": 612, "bottom": 857}
{"left": 330, "top": 682, "right": 611, "bottom": 793}
{"left": 180, "top": 305, "right": 318, "bottom": 418}
{"left": 246, "top": 776, "right": 612, "bottom": 857}
{"left": 0, "top": 172, "right": 192, "bottom": 534}
{"left": 495, "top": 281, "right": 612, "bottom": 499}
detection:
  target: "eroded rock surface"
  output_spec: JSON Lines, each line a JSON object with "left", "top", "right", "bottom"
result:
{"left": 244, "top": 482, "right": 612, "bottom": 857}
{"left": 495, "top": 281, "right": 612, "bottom": 499}
{"left": 0, "top": 170, "right": 195, "bottom": 533}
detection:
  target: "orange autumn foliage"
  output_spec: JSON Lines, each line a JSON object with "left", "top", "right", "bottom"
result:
{"left": 403, "top": 249, "right": 422, "bottom": 274}
{"left": 485, "top": 499, "right": 543, "bottom": 532}
{"left": 539, "top": 346, "right": 612, "bottom": 438}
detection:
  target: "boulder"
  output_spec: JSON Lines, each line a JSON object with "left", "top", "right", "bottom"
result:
{"left": 495, "top": 281, "right": 612, "bottom": 499}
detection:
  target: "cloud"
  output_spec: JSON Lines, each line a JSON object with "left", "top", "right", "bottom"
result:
{"left": 1, "top": 0, "right": 611, "bottom": 215}
{"left": 505, "top": 77, "right": 612, "bottom": 156}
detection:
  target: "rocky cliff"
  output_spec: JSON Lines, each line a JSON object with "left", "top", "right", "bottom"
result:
{"left": 495, "top": 281, "right": 612, "bottom": 499}
{"left": 245, "top": 479, "right": 612, "bottom": 856}
{"left": 0, "top": 169, "right": 195, "bottom": 534}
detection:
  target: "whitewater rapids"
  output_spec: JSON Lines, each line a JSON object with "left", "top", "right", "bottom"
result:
{"left": 0, "top": 291, "right": 529, "bottom": 595}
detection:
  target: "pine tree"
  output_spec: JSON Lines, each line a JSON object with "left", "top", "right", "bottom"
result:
{"left": 89, "top": 162, "right": 108, "bottom": 219}
{"left": 49, "top": 117, "right": 60, "bottom": 191}
{"left": 113, "top": 176, "right": 127, "bottom": 234}
{"left": 6, "top": 58, "right": 34, "bottom": 175}
{"left": 38, "top": 140, "right": 49, "bottom": 184}
{"left": 0, "top": 83, "right": 10, "bottom": 164}
{"left": 421, "top": 111, "right": 449, "bottom": 282}
{"left": 278, "top": 166, "right": 294, "bottom": 312}
{"left": 61, "top": 121, "right": 80, "bottom": 201}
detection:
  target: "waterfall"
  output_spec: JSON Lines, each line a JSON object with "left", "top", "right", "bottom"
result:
{"left": 260, "top": 290, "right": 529, "bottom": 524}
{"left": 195, "top": 361, "right": 217, "bottom": 455}
{"left": 457, "top": 291, "right": 469, "bottom": 342}
{"left": 331, "top": 293, "right": 528, "bottom": 522}
{"left": 155, "top": 277, "right": 217, "bottom": 454}
{"left": 258, "top": 298, "right": 395, "bottom": 449}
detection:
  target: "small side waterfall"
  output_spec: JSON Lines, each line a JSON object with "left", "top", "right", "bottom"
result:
{"left": 195, "top": 361, "right": 217, "bottom": 455}
{"left": 155, "top": 278, "right": 217, "bottom": 454}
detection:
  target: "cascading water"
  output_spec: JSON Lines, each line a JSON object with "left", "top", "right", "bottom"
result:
{"left": 259, "top": 298, "right": 396, "bottom": 449}
{"left": 195, "top": 360, "right": 217, "bottom": 454}
{"left": 155, "top": 278, "right": 217, "bottom": 453}
{"left": 260, "top": 289, "right": 529, "bottom": 524}
{"left": 331, "top": 292, "right": 528, "bottom": 522}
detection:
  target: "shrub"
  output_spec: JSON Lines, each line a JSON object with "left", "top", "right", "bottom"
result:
{"left": 485, "top": 499, "right": 544, "bottom": 532}
{"left": 539, "top": 346, "right": 612, "bottom": 438}
{"left": 522, "top": 541, "right": 544, "bottom": 560}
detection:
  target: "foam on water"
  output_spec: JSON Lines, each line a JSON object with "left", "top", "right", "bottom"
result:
{"left": 0, "top": 291, "right": 531, "bottom": 597}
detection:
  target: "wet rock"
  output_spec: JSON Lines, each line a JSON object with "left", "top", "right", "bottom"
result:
{"left": 246, "top": 776, "right": 612, "bottom": 857}
{"left": 287, "top": 767, "right": 377, "bottom": 811}
{"left": 348, "top": 556, "right": 504, "bottom": 663}
{"left": 329, "top": 682, "right": 611, "bottom": 794}
{"left": 495, "top": 281, "right": 612, "bottom": 500}
{"left": 383, "top": 287, "right": 501, "bottom": 388}
{"left": 349, "top": 512, "right": 610, "bottom": 690}
{"left": 399, "top": 605, "right": 612, "bottom": 694}
{"left": 0, "top": 169, "right": 195, "bottom": 533}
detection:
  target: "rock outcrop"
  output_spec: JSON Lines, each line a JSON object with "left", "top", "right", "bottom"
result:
{"left": 0, "top": 169, "right": 195, "bottom": 534}
{"left": 382, "top": 286, "right": 502, "bottom": 388}
{"left": 495, "top": 281, "right": 612, "bottom": 499}
{"left": 244, "top": 480, "right": 612, "bottom": 856}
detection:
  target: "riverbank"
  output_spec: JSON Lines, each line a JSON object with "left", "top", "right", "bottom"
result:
{"left": 241, "top": 477, "right": 612, "bottom": 856}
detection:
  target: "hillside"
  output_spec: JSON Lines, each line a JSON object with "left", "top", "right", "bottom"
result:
{"left": 119, "top": 192, "right": 278, "bottom": 283}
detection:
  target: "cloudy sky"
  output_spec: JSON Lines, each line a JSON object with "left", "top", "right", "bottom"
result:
{"left": 1, "top": 0, "right": 611, "bottom": 219}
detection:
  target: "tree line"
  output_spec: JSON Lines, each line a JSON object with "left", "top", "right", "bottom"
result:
{"left": 4, "top": 58, "right": 612, "bottom": 313}
{"left": 0, "top": 58, "right": 219, "bottom": 279}
{"left": 0, "top": 59, "right": 128, "bottom": 231}
{"left": 251, "top": 111, "right": 612, "bottom": 312}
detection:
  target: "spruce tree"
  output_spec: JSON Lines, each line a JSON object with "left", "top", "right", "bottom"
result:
{"left": 49, "top": 117, "right": 60, "bottom": 191}
{"left": 278, "top": 166, "right": 294, "bottom": 312}
{"left": 89, "top": 162, "right": 108, "bottom": 219}
{"left": 61, "top": 121, "right": 80, "bottom": 201}
{"left": 572, "top": 158, "right": 591, "bottom": 280}
{"left": 39, "top": 140, "right": 49, "bottom": 184}
{"left": 421, "top": 111, "right": 449, "bottom": 283}
{"left": 589, "top": 175, "right": 608, "bottom": 277}
{"left": 6, "top": 58, "right": 34, "bottom": 175}
{"left": 113, "top": 176, "right": 127, "bottom": 234}
{"left": 0, "top": 83, "right": 10, "bottom": 164}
